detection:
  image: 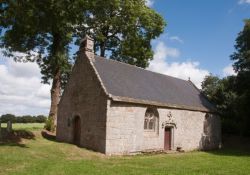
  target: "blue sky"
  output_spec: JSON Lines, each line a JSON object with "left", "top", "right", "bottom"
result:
{"left": 148, "top": 0, "right": 250, "bottom": 76}
{"left": 0, "top": 0, "right": 249, "bottom": 115}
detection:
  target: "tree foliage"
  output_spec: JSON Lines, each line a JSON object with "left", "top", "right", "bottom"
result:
{"left": 0, "top": 0, "right": 165, "bottom": 131}
{"left": 0, "top": 0, "right": 87, "bottom": 130}
{"left": 0, "top": 114, "right": 47, "bottom": 123}
{"left": 231, "top": 19, "right": 250, "bottom": 95}
{"left": 79, "top": 0, "right": 166, "bottom": 68}
{"left": 231, "top": 19, "right": 250, "bottom": 74}
{"left": 230, "top": 19, "right": 250, "bottom": 136}
{"left": 201, "top": 20, "right": 250, "bottom": 136}
{"left": 201, "top": 75, "right": 240, "bottom": 135}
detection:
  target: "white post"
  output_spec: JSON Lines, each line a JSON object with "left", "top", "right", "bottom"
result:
{"left": 7, "top": 121, "right": 12, "bottom": 132}
{"left": 0, "top": 122, "right": 2, "bottom": 140}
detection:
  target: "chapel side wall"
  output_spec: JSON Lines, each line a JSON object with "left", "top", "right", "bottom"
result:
{"left": 106, "top": 101, "right": 221, "bottom": 155}
{"left": 160, "top": 109, "right": 205, "bottom": 151}
{"left": 105, "top": 102, "right": 166, "bottom": 155}
{"left": 56, "top": 54, "right": 108, "bottom": 153}
{"left": 158, "top": 109, "right": 221, "bottom": 151}
{"left": 105, "top": 101, "right": 147, "bottom": 155}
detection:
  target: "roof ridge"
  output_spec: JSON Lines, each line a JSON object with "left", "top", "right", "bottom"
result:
{"left": 94, "top": 55, "right": 189, "bottom": 83}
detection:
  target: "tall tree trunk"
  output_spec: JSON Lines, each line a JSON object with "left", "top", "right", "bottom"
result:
{"left": 48, "top": 32, "right": 63, "bottom": 132}
{"left": 48, "top": 67, "right": 61, "bottom": 131}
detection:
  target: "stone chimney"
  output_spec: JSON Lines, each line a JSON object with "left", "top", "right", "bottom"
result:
{"left": 80, "top": 35, "right": 94, "bottom": 60}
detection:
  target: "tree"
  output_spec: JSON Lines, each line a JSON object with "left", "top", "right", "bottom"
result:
{"left": 201, "top": 75, "right": 221, "bottom": 102}
{"left": 201, "top": 75, "right": 239, "bottom": 135}
{"left": 0, "top": 0, "right": 165, "bottom": 130}
{"left": 78, "top": 0, "right": 166, "bottom": 68}
{"left": 201, "top": 75, "right": 237, "bottom": 114}
{"left": 231, "top": 19, "right": 250, "bottom": 94}
{"left": 231, "top": 19, "right": 250, "bottom": 74}
{"left": 36, "top": 115, "right": 47, "bottom": 123}
{"left": 0, "top": 114, "right": 47, "bottom": 123}
{"left": 0, "top": 0, "right": 87, "bottom": 131}
{"left": 0, "top": 114, "right": 16, "bottom": 123}
{"left": 230, "top": 19, "right": 250, "bottom": 136}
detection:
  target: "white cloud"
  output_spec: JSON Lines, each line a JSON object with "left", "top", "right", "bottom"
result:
{"left": 238, "top": 0, "right": 250, "bottom": 4}
{"left": 8, "top": 60, "right": 41, "bottom": 78}
{"left": 148, "top": 41, "right": 209, "bottom": 88}
{"left": 169, "top": 36, "right": 184, "bottom": 44}
{"left": 0, "top": 59, "right": 50, "bottom": 116}
{"left": 154, "top": 41, "right": 180, "bottom": 60}
{"left": 222, "top": 64, "right": 237, "bottom": 77}
{"left": 145, "top": 0, "right": 154, "bottom": 7}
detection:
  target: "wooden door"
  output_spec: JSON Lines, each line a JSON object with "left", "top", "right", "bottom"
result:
{"left": 164, "top": 128, "right": 171, "bottom": 150}
{"left": 73, "top": 116, "right": 81, "bottom": 145}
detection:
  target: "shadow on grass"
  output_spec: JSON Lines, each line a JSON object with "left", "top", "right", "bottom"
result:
{"left": 0, "top": 128, "right": 35, "bottom": 148}
{"left": 41, "top": 130, "right": 101, "bottom": 154}
{"left": 206, "top": 135, "right": 250, "bottom": 157}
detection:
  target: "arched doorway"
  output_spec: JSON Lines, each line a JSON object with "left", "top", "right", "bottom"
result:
{"left": 73, "top": 116, "right": 81, "bottom": 146}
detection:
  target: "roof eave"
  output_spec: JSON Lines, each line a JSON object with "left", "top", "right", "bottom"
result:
{"left": 109, "top": 95, "right": 216, "bottom": 113}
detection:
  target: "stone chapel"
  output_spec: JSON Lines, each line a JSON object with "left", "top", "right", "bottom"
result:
{"left": 56, "top": 36, "right": 221, "bottom": 155}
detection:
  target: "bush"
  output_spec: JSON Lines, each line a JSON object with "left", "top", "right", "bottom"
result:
{"left": 21, "top": 115, "right": 36, "bottom": 123}
{"left": 36, "top": 115, "right": 47, "bottom": 123}
{"left": 0, "top": 114, "right": 47, "bottom": 123}
{"left": 44, "top": 117, "right": 55, "bottom": 132}
{"left": 0, "top": 114, "right": 16, "bottom": 123}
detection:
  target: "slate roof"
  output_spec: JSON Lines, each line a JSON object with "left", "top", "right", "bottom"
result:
{"left": 92, "top": 55, "right": 215, "bottom": 112}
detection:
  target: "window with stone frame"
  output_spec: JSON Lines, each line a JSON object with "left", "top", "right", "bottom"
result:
{"left": 144, "top": 107, "right": 159, "bottom": 132}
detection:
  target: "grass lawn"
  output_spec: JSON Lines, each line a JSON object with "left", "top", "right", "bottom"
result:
{"left": 1, "top": 123, "right": 44, "bottom": 131}
{"left": 0, "top": 124, "right": 250, "bottom": 175}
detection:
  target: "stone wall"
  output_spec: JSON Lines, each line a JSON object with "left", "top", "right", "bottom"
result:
{"left": 56, "top": 52, "right": 108, "bottom": 153}
{"left": 105, "top": 101, "right": 221, "bottom": 155}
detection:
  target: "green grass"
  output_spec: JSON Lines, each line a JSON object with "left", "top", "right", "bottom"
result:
{"left": 1, "top": 123, "right": 44, "bottom": 131}
{"left": 0, "top": 124, "right": 250, "bottom": 175}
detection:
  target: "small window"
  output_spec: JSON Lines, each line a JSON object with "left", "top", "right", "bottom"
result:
{"left": 144, "top": 107, "right": 159, "bottom": 132}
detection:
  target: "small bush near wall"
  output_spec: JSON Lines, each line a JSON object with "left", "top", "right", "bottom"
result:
{"left": 44, "top": 118, "right": 55, "bottom": 132}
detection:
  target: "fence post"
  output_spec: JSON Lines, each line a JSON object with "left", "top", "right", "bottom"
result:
{"left": 7, "top": 121, "right": 12, "bottom": 133}
{"left": 0, "top": 121, "right": 2, "bottom": 140}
